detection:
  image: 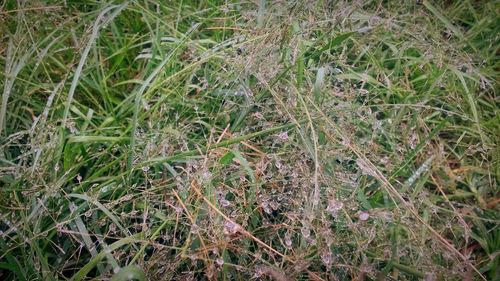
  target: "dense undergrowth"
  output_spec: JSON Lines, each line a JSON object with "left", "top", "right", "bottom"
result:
{"left": 0, "top": 1, "right": 499, "bottom": 280}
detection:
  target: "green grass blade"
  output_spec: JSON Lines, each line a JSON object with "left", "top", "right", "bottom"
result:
{"left": 127, "top": 23, "right": 201, "bottom": 170}
{"left": 62, "top": 3, "right": 128, "bottom": 125}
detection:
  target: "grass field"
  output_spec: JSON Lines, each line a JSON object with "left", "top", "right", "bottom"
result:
{"left": 0, "top": 1, "right": 499, "bottom": 280}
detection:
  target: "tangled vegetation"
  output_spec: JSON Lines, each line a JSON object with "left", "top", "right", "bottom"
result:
{"left": 0, "top": 1, "right": 498, "bottom": 280}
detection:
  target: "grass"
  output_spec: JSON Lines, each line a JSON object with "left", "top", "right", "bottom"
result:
{"left": 0, "top": 1, "right": 498, "bottom": 280}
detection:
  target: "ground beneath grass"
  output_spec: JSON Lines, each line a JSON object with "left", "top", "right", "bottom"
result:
{"left": 0, "top": 1, "right": 499, "bottom": 280}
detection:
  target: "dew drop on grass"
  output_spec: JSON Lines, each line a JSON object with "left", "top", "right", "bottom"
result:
{"left": 424, "top": 273, "right": 435, "bottom": 281}
{"left": 202, "top": 170, "right": 212, "bottom": 181}
{"left": 220, "top": 198, "right": 231, "bottom": 207}
{"left": 261, "top": 200, "right": 271, "bottom": 214}
{"left": 270, "top": 201, "right": 279, "bottom": 211}
{"left": 173, "top": 205, "right": 183, "bottom": 214}
{"left": 301, "top": 225, "right": 310, "bottom": 239}
{"left": 326, "top": 199, "right": 343, "bottom": 217}
{"left": 285, "top": 233, "right": 293, "bottom": 248}
{"left": 359, "top": 212, "right": 370, "bottom": 221}
{"left": 84, "top": 210, "right": 92, "bottom": 217}
{"left": 277, "top": 131, "right": 289, "bottom": 141}
{"left": 190, "top": 224, "right": 200, "bottom": 234}
{"left": 252, "top": 267, "right": 263, "bottom": 279}
{"left": 321, "top": 252, "right": 333, "bottom": 266}
{"left": 223, "top": 221, "right": 240, "bottom": 235}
